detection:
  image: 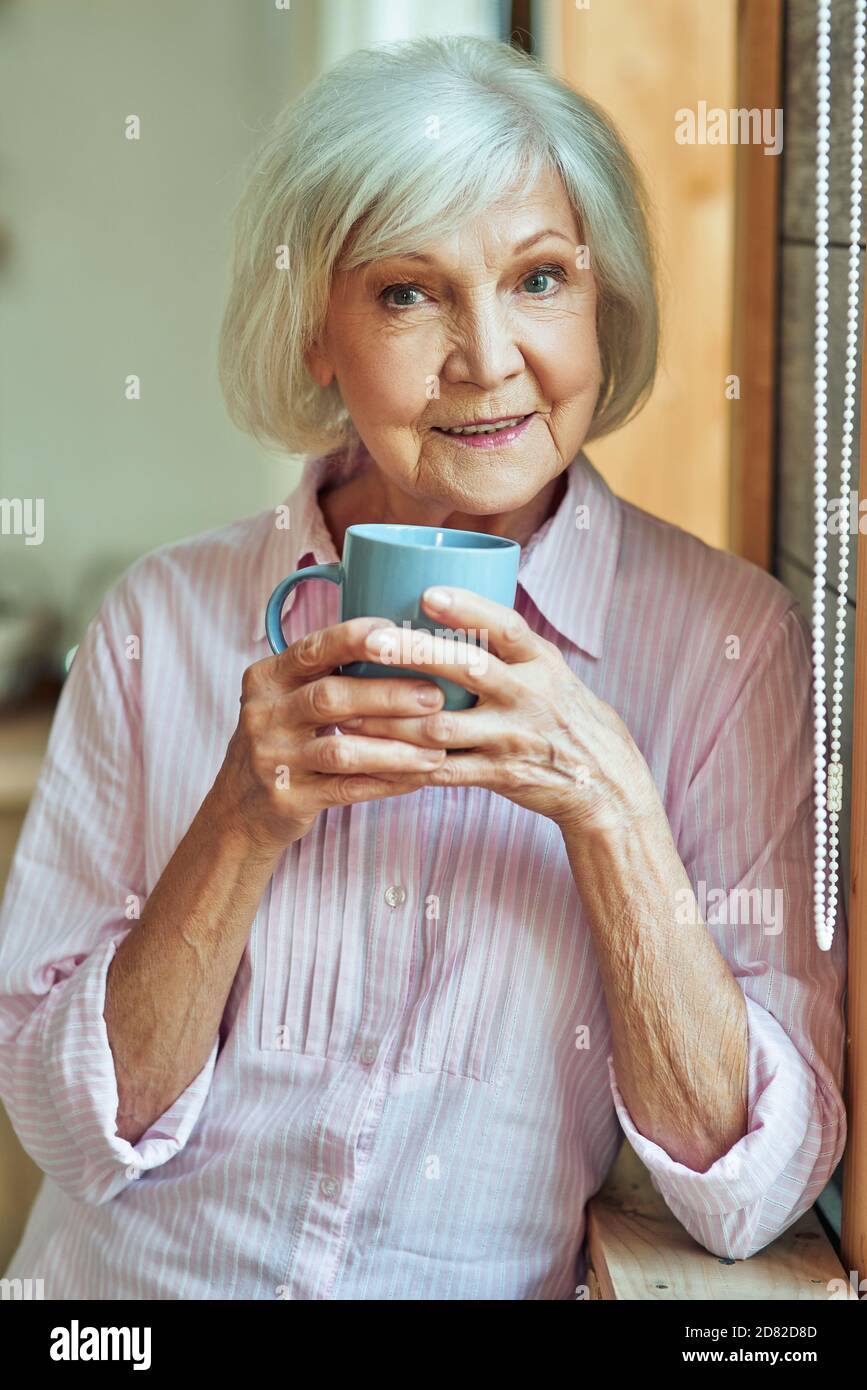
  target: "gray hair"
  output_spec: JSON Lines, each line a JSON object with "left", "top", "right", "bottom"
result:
{"left": 218, "top": 34, "right": 661, "bottom": 458}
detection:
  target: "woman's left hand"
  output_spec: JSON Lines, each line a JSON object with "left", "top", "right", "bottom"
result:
{"left": 337, "top": 586, "right": 663, "bottom": 838}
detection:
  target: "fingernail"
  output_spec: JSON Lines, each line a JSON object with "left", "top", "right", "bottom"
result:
{"left": 415, "top": 683, "right": 441, "bottom": 707}
{"left": 341, "top": 717, "right": 362, "bottom": 729}
{"left": 365, "top": 628, "right": 398, "bottom": 656}
{"left": 425, "top": 587, "right": 452, "bottom": 609}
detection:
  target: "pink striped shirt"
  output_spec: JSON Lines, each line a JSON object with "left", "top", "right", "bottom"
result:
{"left": 0, "top": 446, "right": 847, "bottom": 1299}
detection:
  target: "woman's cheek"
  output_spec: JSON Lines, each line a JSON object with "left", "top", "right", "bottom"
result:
{"left": 364, "top": 338, "right": 441, "bottom": 427}
{"left": 533, "top": 315, "right": 599, "bottom": 401}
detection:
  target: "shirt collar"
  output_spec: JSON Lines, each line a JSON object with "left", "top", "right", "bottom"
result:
{"left": 251, "top": 443, "right": 622, "bottom": 659}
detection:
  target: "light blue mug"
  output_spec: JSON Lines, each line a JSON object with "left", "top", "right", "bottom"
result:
{"left": 265, "top": 523, "right": 521, "bottom": 710}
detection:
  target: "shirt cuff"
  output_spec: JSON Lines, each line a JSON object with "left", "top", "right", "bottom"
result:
{"left": 606, "top": 994, "right": 815, "bottom": 1217}
{"left": 43, "top": 935, "right": 218, "bottom": 1203}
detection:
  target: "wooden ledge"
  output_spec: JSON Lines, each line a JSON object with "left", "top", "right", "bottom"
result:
{"left": 0, "top": 708, "right": 54, "bottom": 810}
{"left": 587, "top": 1141, "right": 847, "bottom": 1300}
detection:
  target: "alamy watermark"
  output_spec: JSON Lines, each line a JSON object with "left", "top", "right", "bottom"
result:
{"left": 0, "top": 497, "right": 44, "bottom": 545}
{"left": 0, "top": 1276, "right": 44, "bottom": 1299}
{"left": 676, "top": 882, "right": 783, "bottom": 936}
{"left": 368, "top": 620, "right": 490, "bottom": 674}
{"left": 675, "top": 102, "right": 783, "bottom": 156}
{"left": 50, "top": 1320, "right": 151, "bottom": 1370}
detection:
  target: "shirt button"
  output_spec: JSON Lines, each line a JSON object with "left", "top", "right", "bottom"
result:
{"left": 360, "top": 1043, "right": 378, "bottom": 1066}
{"left": 319, "top": 1176, "right": 340, "bottom": 1200}
{"left": 384, "top": 884, "right": 406, "bottom": 908}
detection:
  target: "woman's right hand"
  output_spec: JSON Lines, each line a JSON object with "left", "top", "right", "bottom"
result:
{"left": 208, "top": 616, "right": 447, "bottom": 859}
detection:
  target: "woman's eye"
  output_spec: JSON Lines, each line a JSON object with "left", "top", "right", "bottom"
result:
{"left": 380, "top": 283, "right": 427, "bottom": 308}
{"left": 521, "top": 266, "right": 566, "bottom": 295}
{"left": 379, "top": 266, "right": 566, "bottom": 307}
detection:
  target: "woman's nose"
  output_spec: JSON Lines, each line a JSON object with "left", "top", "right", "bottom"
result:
{"left": 440, "top": 299, "right": 525, "bottom": 390}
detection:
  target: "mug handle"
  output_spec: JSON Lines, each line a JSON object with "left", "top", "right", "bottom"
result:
{"left": 265, "top": 563, "right": 343, "bottom": 654}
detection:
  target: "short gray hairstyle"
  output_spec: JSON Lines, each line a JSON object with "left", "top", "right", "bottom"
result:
{"left": 218, "top": 34, "right": 661, "bottom": 458}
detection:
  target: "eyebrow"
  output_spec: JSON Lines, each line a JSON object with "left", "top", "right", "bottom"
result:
{"left": 378, "top": 228, "right": 575, "bottom": 266}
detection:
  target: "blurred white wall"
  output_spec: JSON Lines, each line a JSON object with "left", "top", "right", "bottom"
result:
{"left": 312, "top": 0, "right": 501, "bottom": 65}
{"left": 0, "top": 0, "right": 502, "bottom": 655}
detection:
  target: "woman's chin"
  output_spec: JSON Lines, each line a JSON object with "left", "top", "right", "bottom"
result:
{"left": 414, "top": 486, "right": 546, "bottom": 526}
{"left": 411, "top": 447, "right": 556, "bottom": 511}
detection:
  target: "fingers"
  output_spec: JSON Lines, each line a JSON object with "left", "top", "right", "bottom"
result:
{"left": 415, "top": 751, "right": 494, "bottom": 788}
{"left": 299, "top": 733, "right": 448, "bottom": 777}
{"left": 338, "top": 708, "right": 500, "bottom": 750}
{"left": 268, "top": 615, "right": 400, "bottom": 688}
{"left": 319, "top": 771, "right": 437, "bottom": 807}
{"left": 295, "top": 673, "right": 445, "bottom": 729}
{"left": 359, "top": 624, "right": 516, "bottom": 701}
{"left": 419, "top": 586, "right": 548, "bottom": 663}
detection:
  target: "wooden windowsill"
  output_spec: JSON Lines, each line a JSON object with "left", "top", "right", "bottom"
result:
{"left": 0, "top": 702, "right": 56, "bottom": 811}
{"left": 587, "top": 1140, "right": 846, "bottom": 1300}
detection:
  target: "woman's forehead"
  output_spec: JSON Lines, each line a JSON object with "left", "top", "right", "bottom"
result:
{"left": 341, "top": 172, "right": 578, "bottom": 273}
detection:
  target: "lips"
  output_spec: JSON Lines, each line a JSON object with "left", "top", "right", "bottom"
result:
{"left": 433, "top": 413, "right": 533, "bottom": 436}
{"left": 431, "top": 412, "right": 536, "bottom": 449}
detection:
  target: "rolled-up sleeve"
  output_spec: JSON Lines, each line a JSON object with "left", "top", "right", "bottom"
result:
{"left": 0, "top": 575, "right": 218, "bottom": 1206}
{"left": 607, "top": 603, "right": 847, "bottom": 1261}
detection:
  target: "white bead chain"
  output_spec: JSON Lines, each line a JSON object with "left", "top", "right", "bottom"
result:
{"left": 813, "top": 0, "right": 865, "bottom": 950}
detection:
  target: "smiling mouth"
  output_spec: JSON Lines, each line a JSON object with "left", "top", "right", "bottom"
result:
{"left": 432, "top": 413, "right": 534, "bottom": 436}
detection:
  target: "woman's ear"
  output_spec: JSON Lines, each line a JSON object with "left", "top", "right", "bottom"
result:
{"left": 305, "top": 340, "right": 335, "bottom": 389}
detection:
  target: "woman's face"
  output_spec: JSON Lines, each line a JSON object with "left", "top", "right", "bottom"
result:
{"left": 307, "top": 166, "right": 602, "bottom": 517}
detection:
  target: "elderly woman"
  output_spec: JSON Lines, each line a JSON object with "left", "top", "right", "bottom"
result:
{"left": 0, "top": 35, "right": 846, "bottom": 1301}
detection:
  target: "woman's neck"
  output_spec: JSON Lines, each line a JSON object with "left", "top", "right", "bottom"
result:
{"left": 318, "top": 459, "right": 569, "bottom": 560}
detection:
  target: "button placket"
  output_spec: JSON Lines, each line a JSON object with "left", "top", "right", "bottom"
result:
{"left": 394, "top": 786, "right": 534, "bottom": 1085}
{"left": 349, "top": 793, "right": 421, "bottom": 1064}
{"left": 392, "top": 783, "right": 454, "bottom": 1074}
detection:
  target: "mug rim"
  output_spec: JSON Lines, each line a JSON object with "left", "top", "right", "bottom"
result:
{"left": 345, "top": 522, "right": 519, "bottom": 553}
